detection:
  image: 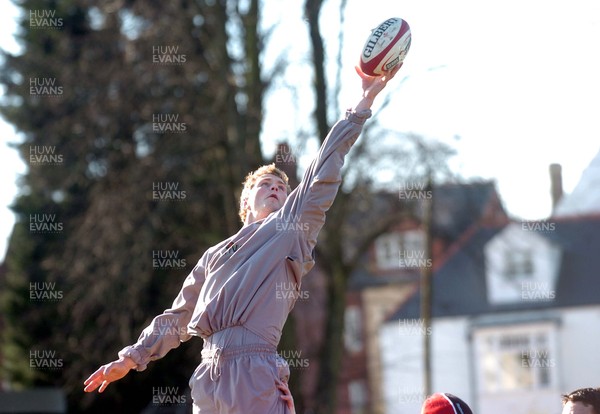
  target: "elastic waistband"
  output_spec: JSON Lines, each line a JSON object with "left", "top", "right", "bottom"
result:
{"left": 201, "top": 344, "right": 277, "bottom": 362}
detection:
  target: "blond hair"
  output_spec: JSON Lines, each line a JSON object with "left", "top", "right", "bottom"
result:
{"left": 239, "top": 164, "right": 291, "bottom": 222}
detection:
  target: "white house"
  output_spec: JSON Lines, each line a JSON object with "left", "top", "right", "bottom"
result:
{"left": 380, "top": 214, "right": 600, "bottom": 414}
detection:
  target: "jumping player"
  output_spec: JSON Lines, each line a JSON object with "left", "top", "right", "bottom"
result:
{"left": 84, "top": 64, "right": 400, "bottom": 413}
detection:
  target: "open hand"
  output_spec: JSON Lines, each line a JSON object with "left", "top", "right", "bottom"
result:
{"left": 84, "top": 357, "right": 135, "bottom": 393}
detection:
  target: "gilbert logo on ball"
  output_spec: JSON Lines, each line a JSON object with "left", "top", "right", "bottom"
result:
{"left": 360, "top": 17, "right": 411, "bottom": 76}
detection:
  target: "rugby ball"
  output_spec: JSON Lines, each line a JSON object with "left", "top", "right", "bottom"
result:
{"left": 359, "top": 17, "right": 411, "bottom": 76}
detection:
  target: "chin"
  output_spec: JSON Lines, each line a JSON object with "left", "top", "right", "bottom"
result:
{"left": 263, "top": 199, "right": 281, "bottom": 209}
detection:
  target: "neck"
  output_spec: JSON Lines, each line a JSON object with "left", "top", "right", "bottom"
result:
{"left": 244, "top": 211, "right": 267, "bottom": 226}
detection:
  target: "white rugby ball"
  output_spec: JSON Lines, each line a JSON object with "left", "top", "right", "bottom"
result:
{"left": 359, "top": 17, "right": 411, "bottom": 76}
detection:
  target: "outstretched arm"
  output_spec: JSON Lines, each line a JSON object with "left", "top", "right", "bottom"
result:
{"left": 277, "top": 64, "right": 402, "bottom": 257}
{"left": 83, "top": 255, "right": 207, "bottom": 393}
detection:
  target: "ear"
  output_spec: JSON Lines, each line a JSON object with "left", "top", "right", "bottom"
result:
{"left": 240, "top": 187, "right": 250, "bottom": 208}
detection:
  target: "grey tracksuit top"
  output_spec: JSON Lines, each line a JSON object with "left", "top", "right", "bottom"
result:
{"left": 119, "top": 109, "right": 372, "bottom": 370}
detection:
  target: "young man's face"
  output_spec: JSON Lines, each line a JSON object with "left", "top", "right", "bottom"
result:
{"left": 245, "top": 173, "right": 288, "bottom": 222}
{"left": 562, "top": 401, "right": 597, "bottom": 414}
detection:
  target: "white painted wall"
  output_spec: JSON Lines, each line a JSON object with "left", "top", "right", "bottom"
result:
{"left": 380, "top": 320, "right": 425, "bottom": 414}
{"left": 430, "top": 318, "right": 473, "bottom": 405}
{"left": 380, "top": 317, "right": 472, "bottom": 413}
{"left": 478, "top": 388, "right": 560, "bottom": 414}
{"left": 557, "top": 306, "right": 600, "bottom": 391}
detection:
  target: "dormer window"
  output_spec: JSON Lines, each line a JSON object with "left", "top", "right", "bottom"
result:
{"left": 484, "top": 223, "right": 561, "bottom": 305}
{"left": 375, "top": 233, "right": 399, "bottom": 270}
{"left": 375, "top": 230, "right": 425, "bottom": 270}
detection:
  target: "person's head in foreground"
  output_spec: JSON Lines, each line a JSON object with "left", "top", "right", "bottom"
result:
{"left": 239, "top": 163, "right": 291, "bottom": 225}
{"left": 421, "top": 393, "right": 473, "bottom": 414}
{"left": 562, "top": 388, "right": 600, "bottom": 414}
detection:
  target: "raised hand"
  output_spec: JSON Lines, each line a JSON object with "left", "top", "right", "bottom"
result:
{"left": 353, "top": 63, "right": 402, "bottom": 112}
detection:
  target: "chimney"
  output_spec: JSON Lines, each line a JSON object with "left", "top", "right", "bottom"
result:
{"left": 549, "top": 163, "right": 563, "bottom": 211}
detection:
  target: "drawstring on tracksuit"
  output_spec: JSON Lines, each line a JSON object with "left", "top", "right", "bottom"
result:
{"left": 201, "top": 344, "right": 277, "bottom": 382}
{"left": 210, "top": 348, "right": 222, "bottom": 381}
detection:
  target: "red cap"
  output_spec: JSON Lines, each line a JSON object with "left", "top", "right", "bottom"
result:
{"left": 422, "top": 393, "right": 473, "bottom": 414}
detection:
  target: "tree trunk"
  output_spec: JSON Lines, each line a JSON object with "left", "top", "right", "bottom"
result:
{"left": 304, "top": 0, "right": 330, "bottom": 140}
{"left": 315, "top": 257, "right": 348, "bottom": 414}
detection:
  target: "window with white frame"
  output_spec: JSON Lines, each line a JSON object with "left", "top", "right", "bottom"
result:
{"left": 375, "top": 233, "right": 399, "bottom": 270}
{"left": 375, "top": 230, "right": 425, "bottom": 270}
{"left": 504, "top": 248, "right": 534, "bottom": 281}
{"left": 474, "top": 323, "right": 557, "bottom": 393}
{"left": 344, "top": 306, "right": 363, "bottom": 353}
{"left": 348, "top": 380, "right": 368, "bottom": 414}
